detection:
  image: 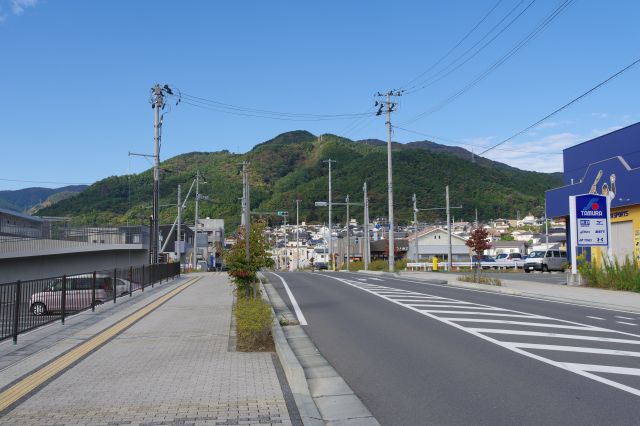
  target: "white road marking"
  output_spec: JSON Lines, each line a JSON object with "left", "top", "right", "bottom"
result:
{"left": 422, "top": 311, "right": 546, "bottom": 319}
{"left": 504, "top": 342, "right": 640, "bottom": 357}
{"left": 617, "top": 321, "right": 638, "bottom": 326}
{"left": 616, "top": 316, "right": 635, "bottom": 320}
{"left": 320, "top": 275, "right": 640, "bottom": 397}
{"left": 587, "top": 316, "right": 605, "bottom": 321}
{"left": 410, "top": 305, "right": 507, "bottom": 311}
{"left": 565, "top": 363, "right": 640, "bottom": 376}
{"left": 270, "top": 272, "right": 308, "bottom": 326}
{"left": 470, "top": 329, "right": 640, "bottom": 345}
{"left": 442, "top": 318, "right": 603, "bottom": 331}
{"left": 369, "top": 277, "right": 383, "bottom": 281}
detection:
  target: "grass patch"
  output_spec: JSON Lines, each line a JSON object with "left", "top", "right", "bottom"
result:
{"left": 457, "top": 275, "right": 502, "bottom": 286}
{"left": 235, "top": 296, "right": 274, "bottom": 352}
{"left": 578, "top": 257, "right": 640, "bottom": 292}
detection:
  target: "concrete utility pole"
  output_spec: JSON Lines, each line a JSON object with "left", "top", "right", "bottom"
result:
{"left": 151, "top": 84, "right": 165, "bottom": 264}
{"left": 176, "top": 184, "right": 181, "bottom": 260}
{"left": 475, "top": 208, "right": 479, "bottom": 229}
{"left": 446, "top": 186, "right": 452, "bottom": 272}
{"left": 193, "top": 171, "right": 201, "bottom": 271}
{"left": 323, "top": 159, "right": 336, "bottom": 268}
{"left": 363, "top": 182, "right": 370, "bottom": 270}
{"left": 241, "top": 162, "right": 251, "bottom": 262}
{"left": 296, "top": 199, "right": 301, "bottom": 270}
{"left": 545, "top": 198, "right": 549, "bottom": 249}
{"left": 284, "top": 212, "right": 289, "bottom": 271}
{"left": 376, "top": 90, "right": 401, "bottom": 271}
{"left": 413, "top": 193, "right": 419, "bottom": 262}
{"left": 345, "top": 195, "right": 350, "bottom": 272}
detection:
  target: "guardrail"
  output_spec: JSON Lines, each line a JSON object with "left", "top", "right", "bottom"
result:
{"left": 0, "top": 263, "right": 180, "bottom": 344}
{"left": 406, "top": 261, "right": 525, "bottom": 271}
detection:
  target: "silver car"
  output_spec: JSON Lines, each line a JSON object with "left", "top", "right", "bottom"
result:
{"left": 524, "top": 250, "right": 567, "bottom": 273}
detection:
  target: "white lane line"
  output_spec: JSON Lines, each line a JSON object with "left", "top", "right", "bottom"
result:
{"left": 369, "top": 277, "right": 383, "bottom": 281}
{"left": 616, "top": 316, "right": 635, "bottom": 320}
{"left": 587, "top": 316, "right": 605, "bottom": 321}
{"left": 410, "top": 305, "right": 507, "bottom": 310}
{"left": 471, "top": 329, "right": 640, "bottom": 345}
{"left": 270, "top": 272, "right": 308, "bottom": 326}
{"left": 565, "top": 363, "right": 640, "bottom": 376}
{"left": 505, "top": 342, "right": 640, "bottom": 357}
{"left": 323, "top": 275, "right": 640, "bottom": 397}
{"left": 617, "top": 321, "right": 638, "bottom": 326}
{"left": 442, "top": 319, "right": 601, "bottom": 331}
{"left": 423, "top": 311, "right": 546, "bottom": 319}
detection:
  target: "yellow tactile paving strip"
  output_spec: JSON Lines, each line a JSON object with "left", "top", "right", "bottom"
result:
{"left": 0, "top": 276, "right": 200, "bottom": 413}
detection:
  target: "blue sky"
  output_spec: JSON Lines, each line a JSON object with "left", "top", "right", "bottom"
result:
{"left": 2, "top": 0, "right": 640, "bottom": 190}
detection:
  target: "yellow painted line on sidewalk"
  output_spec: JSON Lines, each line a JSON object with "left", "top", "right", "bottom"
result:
{"left": 0, "top": 276, "right": 201, "bottom": 413}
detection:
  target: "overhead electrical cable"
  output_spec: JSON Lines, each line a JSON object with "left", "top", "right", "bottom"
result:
{"left": 401, "top": 0, "right": 575, "bottom": 125}
{"left": 478, "top": 55, "right": 640, "bottom": 156}
{"left": 399, "top": 0, "right": 505, "bottom": 91}
{"left": 403, "top": 0, "right": 535, "bottom": 94}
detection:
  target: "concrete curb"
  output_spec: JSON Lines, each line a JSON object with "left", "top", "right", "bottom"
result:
{"left": 259, "top": 273, "right": 323, "bottom": 426}
{"left": 259, "top": 272, "right": 379, "bottom": 425}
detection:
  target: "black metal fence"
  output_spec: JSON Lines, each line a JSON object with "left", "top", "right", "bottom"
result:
{"left": 0, "top": 263, "right": 180, "bottom": 344}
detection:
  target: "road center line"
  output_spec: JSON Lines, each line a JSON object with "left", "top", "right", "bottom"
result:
{"left": 270, "top": 273, "right": 308, "bottom": 326}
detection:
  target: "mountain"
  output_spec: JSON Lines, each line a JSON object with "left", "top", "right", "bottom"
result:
{"left": 0, "top": 185, "right": 88, "bottom": 214}
{"left": 38, "top": 131, "right": 563, "bottom": 231}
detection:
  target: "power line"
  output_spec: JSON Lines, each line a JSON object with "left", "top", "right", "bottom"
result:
{"left": 403, "top": 0, "right": 530, "bottom": 93}
{"left": 399, "top": 0, "right": 505, "bottom": 91}
{"left": 402, "top": 0, "right": 575, "bottom": 124}
{"left": 478, "top": 55, "right": 640, "bottom": 156}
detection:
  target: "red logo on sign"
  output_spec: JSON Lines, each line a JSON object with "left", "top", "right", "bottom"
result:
{"left": 592, "top": 202, "right": 599, "bottom": 210}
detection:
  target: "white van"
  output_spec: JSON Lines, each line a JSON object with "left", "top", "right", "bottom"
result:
{"left": 523, "top": 250, "right": 567, "bottom": 272}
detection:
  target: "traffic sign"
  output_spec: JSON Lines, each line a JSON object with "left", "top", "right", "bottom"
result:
{"left": 277, "top": 211, "right": 288, "bottom": 216}
{"left": 315, "top": 201, "right": 328, "bottom": 207}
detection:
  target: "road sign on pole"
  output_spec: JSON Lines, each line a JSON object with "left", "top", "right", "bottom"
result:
{"left": 314, "top": 201, "right": 328, "bottom": 207}
{"left": 569, "top": 193, "right": 611, "bottom": 276}
{"left": 277, "top": 211, "right": 288, "bottom": 217}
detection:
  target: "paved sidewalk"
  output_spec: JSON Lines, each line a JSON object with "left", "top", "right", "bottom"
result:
{"left": 0, "top": 273, "right": 298, "bottom": 425}
{"left": 393, "top": 271, "right": 640, "bottom": 313}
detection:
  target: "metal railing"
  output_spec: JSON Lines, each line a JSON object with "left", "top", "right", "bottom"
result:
{"left": 0, "top": 263, "right": 180, "bottom": 343}
{"left": 0, "top": 222, "right": 149, "bottom": 255}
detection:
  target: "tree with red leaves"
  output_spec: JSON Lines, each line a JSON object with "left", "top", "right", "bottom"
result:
{"left": 466, "top": 228, "right": 492, "bottom": 281}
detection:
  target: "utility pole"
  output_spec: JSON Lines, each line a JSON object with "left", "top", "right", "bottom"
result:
{"left": 475, "top": 208, "right": 479, "bottom": 229}
{"left": 176, "top": 184, "right": 181, "bottom": 260}
{"left": 284, "top": 212, "right": 288, "bottom": 271}
{"left": 413, "top": 193, "right": 419, "bottom": 262}
{"left": 363, "top": 182, "right": 370, "bottom": 270}
{"left": 151, "top": 85, "right": 164, "bottom": 264}
{"left": 545, "top": 198, "right": 549, "bottom": 249}
{"left": 376, "top": 90, "right": 401, "bottom": 271}
{"left": 193, "top": 171, "right": 200, "bottom": 271}
{"left": 346, "top": 195, "right": 350, "bottom": 272}
{"left": 241, "top": 162, "right": 251, "bottom": 263}
{"left": 296, "top": 199, "right": 301, "bottom": 270}
{"left": 323, "top": 159, "right": 336, "bottom": 269}
{"left": 446, "top": 186, "right": 452, "bottom": 272}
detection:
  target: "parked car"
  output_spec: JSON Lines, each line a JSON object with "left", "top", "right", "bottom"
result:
{"left": 314, "top": 262, "right": 329, "bottom": 270}
{"left": 495, "top": 253, "right": 523, "bottom": 262}
{"left": 30, "top": 274, "right": 131, "bottom": 316}
{"left": 524, "top": 250, "right": 567, "bottom": 273}
{"left": 471, "top": 255, "right": 496, "bottom": 269}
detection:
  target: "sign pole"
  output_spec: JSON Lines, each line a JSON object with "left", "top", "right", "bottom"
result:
{"left": 569, "top": 196, "right": 577, "bottom": 276}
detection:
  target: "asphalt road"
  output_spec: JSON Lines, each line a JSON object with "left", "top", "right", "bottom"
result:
{"left": 266, "top": 271, "right": 640, "bottom": 426}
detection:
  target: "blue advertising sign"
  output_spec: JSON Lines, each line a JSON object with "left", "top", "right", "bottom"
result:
{"left": 574, "top": 194, "right": 608, "bottom": 246}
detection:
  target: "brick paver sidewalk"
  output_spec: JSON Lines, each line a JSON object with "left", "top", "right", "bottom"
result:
{"left": 1, "top": 273, "right": 295, "bottom": 426}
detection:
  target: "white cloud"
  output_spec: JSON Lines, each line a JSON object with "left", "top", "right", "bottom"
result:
{"left": 590, "top": 112, "right": 609, "bottom": 119}
{"left": 11, "top": 0, "right": 37, "bottom": 16}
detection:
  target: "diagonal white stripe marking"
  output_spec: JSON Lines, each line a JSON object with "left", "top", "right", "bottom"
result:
{"left": 443, "top": 319, "right": 600, "bottom": 330}
{"left": 587, "top": 316, "right": 605, "bottom": 321}
{"left": 617, "top": 321, "right": 638, "bottom": 326}
{"left": 423, "top": 311, "right": 546, "bottom": 319}
{"left": 564, "top": 363, "right": 640, "bottom": 376}
{"left": 616, "top": 316, "right": 635, "bottom": 320}
{"left": 504, "top": 342, "right": 640, "bottom": 357}
{"left": 411, "top": 305, "right": 507, "bottom": 311}
{"left": 321, "top": 275, "right": 640, "bottom": 397}
{"left": 271, "top": 272, "right": 308, "bottom": 326}
{"left": 471, "top": 329, "right": 640, "bottom": 345}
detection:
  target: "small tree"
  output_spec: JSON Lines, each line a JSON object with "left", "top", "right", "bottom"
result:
{"left": 225, "top": 221, "right": 274, "bottom": 298}
{"left": 466, "top": 228, "right": 492, "bottom": 281}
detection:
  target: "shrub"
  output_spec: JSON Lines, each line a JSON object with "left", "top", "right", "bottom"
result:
{"left": 235, "top": 296, "right": 274, "bottom": 351}
{"left": 578, "top": 255, "right": 640, "bottom": 292}
{"left": 457, "top": 275, "right": 502, "bottom": 286}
